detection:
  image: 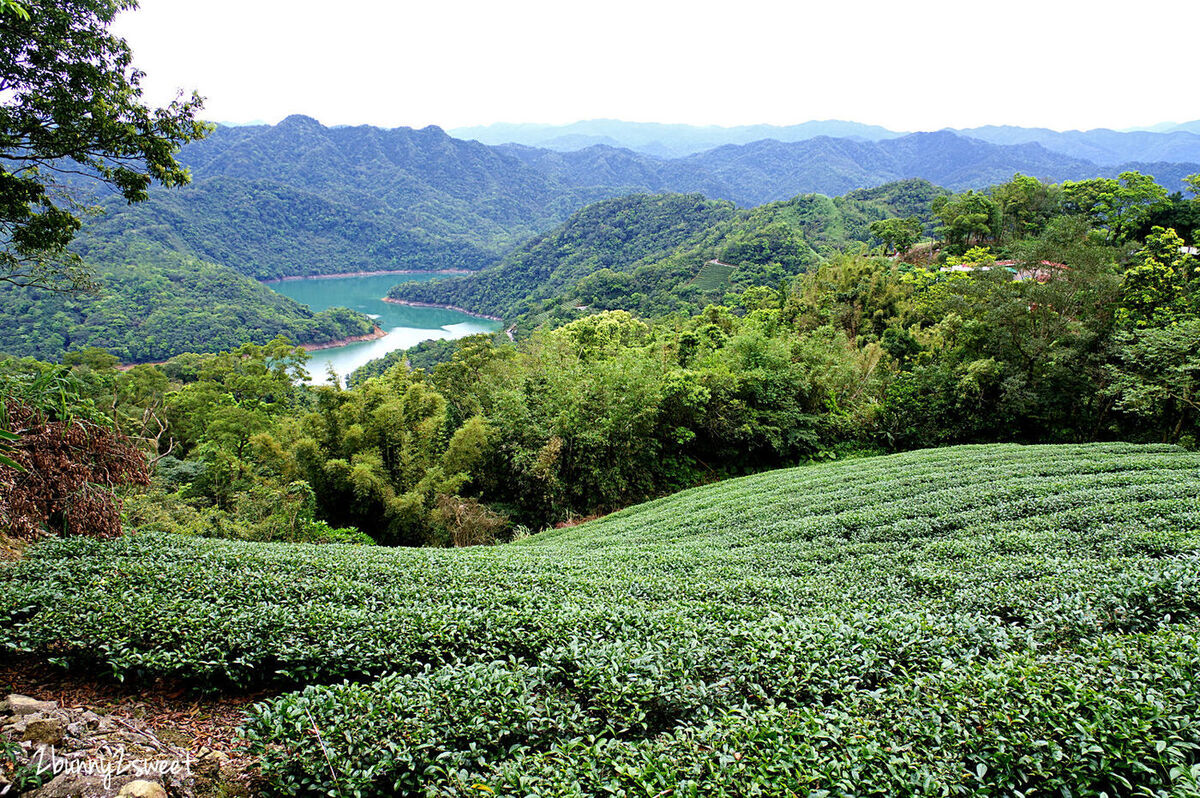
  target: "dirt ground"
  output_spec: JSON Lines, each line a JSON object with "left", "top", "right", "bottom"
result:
{"left": 0, "top": 654, "right": 272, "bottom": 793}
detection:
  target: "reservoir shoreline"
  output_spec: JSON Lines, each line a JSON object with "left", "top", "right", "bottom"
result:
{"left": 263, "top": 269, "right": 471, "bottom": 283}
{"left": 116, "top": 326, "right": 389, "bottom": 369}
{"left": 382, "top": 297, "right": 503, "bottom": 322}
{"left": 267, "top": 272, "right": 501, "bottom": 384}
{"left": 301, "top": 325, "right": 388, "bottom": 351}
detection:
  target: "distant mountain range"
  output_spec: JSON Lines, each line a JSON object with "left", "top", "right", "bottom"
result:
{"left": 451, "top": 119, "right": 1200, "bottom": 165}
{"left": 450, "top": 120, "right": 907, "bottom": 159}
{"left": 512, "top": 132, "right": 1196, "bottom": 206}
{"left": 11, "top": 115, "right": 1197, "bottom": 364}
{"left": 72, "top": 116, "right": 1199, "bottom": 282}
{"left": 960, "top": 126, "right": 1200, "bottom": 167}
{"left": 76, "top": 115, "right": 618, "bottom": 279}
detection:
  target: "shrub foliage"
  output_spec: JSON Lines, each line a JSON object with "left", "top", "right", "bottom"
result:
{"left": 2, "top": 443, "right": 1200, "bottom": 793}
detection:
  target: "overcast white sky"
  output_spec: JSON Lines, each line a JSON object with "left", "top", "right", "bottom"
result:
{"left": 114, "top": 0, "right": 1199, "bottom": 133}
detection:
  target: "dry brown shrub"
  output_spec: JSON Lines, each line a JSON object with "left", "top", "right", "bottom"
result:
{"left": 432, "top": 494, "right": 508, "bottom": 547}
{"left": 0, "top": 400, "right": 150, "bottom": 540}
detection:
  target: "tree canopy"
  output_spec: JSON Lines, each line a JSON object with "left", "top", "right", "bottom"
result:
{"left": 0, "top": 0, "right": 208, "bottom": 292}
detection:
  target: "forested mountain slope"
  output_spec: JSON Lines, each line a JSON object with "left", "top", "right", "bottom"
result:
{"left": 75, "top": 115, "right": 618, "bottom": 280}
{"left": 72, "top": 118, "right": 1199, "bottom": 282}
{"left": 0, "top": 242, "right": 376, "bottom": 362}
{"left": 389, "top": 180, "right": 947, "bottom": 319}
{"left": 389, "top": 194, "right": 742, "bottom": 318}
{"left": 75, "top": 175, "right": 502, "bottom": 279}
{"left": 683, "top": 132, "right": 1112, "bottom": 203}
{"left": 498, "top": 131, "right": 1177, "bottom": 206}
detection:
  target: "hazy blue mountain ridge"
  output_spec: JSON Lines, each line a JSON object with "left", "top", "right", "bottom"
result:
{"left": 455, "top": 118, "right": 1200, "bottom": 165}
{"left": 959, "top": 125, "right": 1200, "bottom": 166}
{"left": 451, "top": 119, "right": 908, "bottom": 158}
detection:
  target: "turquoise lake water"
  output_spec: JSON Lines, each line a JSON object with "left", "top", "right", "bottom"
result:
{"left": 267, "top": 272, "right": 500, "bottom": 384}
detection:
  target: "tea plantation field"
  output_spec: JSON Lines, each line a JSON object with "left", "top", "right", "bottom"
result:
{"left": 3, "top": 443, "right": 1200, "bottom": 796}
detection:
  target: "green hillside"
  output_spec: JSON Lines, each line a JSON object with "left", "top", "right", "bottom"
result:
{"left": 388, "top": 180, "right": 945, "bottom": 322}
{"left": 75, "top": 175, "right": 503, "bottom": 280}
{"left": 72, "top": 116, "right": 597, "bottom": 279}
{"left": 3, "top": 443, "right": 1199, "bottom": 794}
{"left": 0, "top": 242, "right": 377, "bottom": 362}
{"left": 74, "top": 118, "right": 1194, "bottom": 285}
{"left": 388, "top": 193, "right": 743, "bottom": 318}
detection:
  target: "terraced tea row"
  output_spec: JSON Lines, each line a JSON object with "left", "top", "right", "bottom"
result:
{"left": 2, "top": 443, "right": 1199, "bottom": 794}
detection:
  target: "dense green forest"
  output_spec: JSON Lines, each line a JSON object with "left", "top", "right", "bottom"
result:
{"left": 5, "top": 171, "right": 1198, "bottom": 552}
{"left": 389, "top": 179, "right": 946, "bottom": 322}
{"left": 389, "top": 171, "right": 1199, "bottom": 332}
{"left": 75, "top": 175, "right": 502, "bottom": 279}
{"left": 389, "top": 193, "right": 744, "bottom": 318}
{"left": 0, "top": 242, "right": 377, "bottom": 362}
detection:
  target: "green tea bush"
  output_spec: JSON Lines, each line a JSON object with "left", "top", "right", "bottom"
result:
{"left": 474, "top": 629, "right": 1200, "bottom": 797}
{"left": 3, "top": 443, "right": 1200, "bottom": 794}
{"left": 244, "top": 660, "right": 590, "bottom": 796}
